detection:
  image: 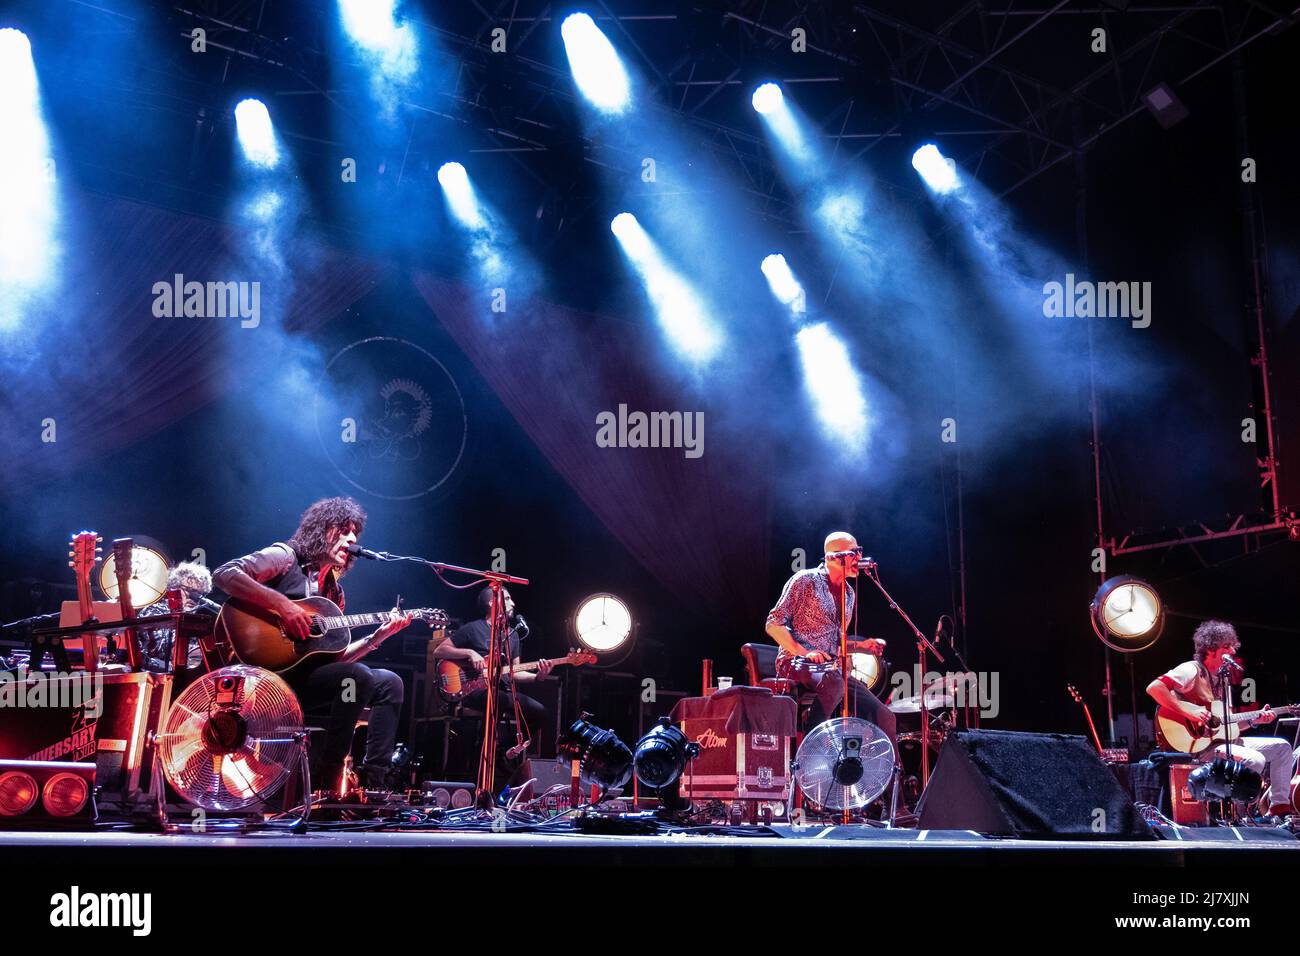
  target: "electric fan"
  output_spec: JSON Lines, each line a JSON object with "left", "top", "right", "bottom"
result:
{"left": 157, "top": 665, "right": 305, "bottom": 813}
{"left": 793, "top": 717, "right": 894, "bottom": 811}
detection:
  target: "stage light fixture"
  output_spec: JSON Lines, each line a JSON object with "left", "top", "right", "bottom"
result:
{"left": 751, "top": 82, "right": 812, "bottom": 169}
{"left": 1090, "top": 575, "right": 1165, "bottom": 653}
{"left": 560, "top": 13, "right": 631, "bottom": 114}
{"left": 233, "top": 98, "right": 279, "bottom": 169}
{"left": 1188, "top": 757, "right": 1261, "bottom": 803}
{"left": 572, "top": 592, "right": 632, "bottom": 654}
{"left": 437, "top": 161, "right": 485, "bottom": 230}
{"left": 633, "top": 718, "right": 700, "bottom": 790}
{"left": 911, "top": 144, "right": 960, "bottom": 195}
{"left": 558, "top": 713, "right": 633, "bottom": 792}
{"left": 751, "top": 82, "right": 783, "bottom": 115}
{"left": 795, "top": 322, "right": 870, "bottom": 458}
{"left": 608, "top": 212, "right": 724, "bottom": 364}
{"left": 760, "top": 253, "right": 804, "bottom": 311}
{"left": 0, "top": 760, "right": 95, "bottom": 828}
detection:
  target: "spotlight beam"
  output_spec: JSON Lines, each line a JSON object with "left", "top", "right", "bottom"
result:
{"left": 561, "top": 13, "right": 631, "bottom": 114}
{"left": 437, "top": 161, "right": 486, "bottom": 231}
{"left": 610, "top": 213, "right": 723, "bottom": 364}
{"left": 233, "top": 98, "right": 279, "bottom": 169}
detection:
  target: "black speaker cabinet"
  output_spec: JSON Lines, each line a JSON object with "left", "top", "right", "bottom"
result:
{"left": 916, "top": 730, "right": 1152, "bottom": 838}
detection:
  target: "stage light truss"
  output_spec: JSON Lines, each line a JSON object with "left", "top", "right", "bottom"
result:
{"left": 130, "top": 0, "right": 1294, "bottom": 233}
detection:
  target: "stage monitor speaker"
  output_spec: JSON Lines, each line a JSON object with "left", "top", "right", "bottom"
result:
{"left": 916, "top": 730, "right": 1152, "bottom": 838}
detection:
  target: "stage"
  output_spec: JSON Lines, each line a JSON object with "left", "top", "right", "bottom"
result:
{"left": 4, "top": 822, "right": 1297, "bottom": 867}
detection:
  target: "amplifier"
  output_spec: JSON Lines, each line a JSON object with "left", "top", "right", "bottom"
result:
{"left": 0, "top": 671, "right": 170, "bottom": 813}
{"left": 676, "top": 715, "right": 790, "bottom": 802}
{"left": 1169, "top": 762, "right": 1210, "bottom": 826}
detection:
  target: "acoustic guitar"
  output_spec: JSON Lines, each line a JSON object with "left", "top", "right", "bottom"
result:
{"left": 216, "top": 596, "right": 448, "bottom": 676}
{"left": 1154, "top": 699, "right": 1299, "bottom": 755}
{"left": 436, "top": 649, "right": 596, "bottom": 701}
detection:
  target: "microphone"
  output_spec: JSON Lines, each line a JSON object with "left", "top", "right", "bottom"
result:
{"left": 936, "top": 615, "right": 952, "bottom": 643}
{"left": 346, "top": 543, "right": 382, "bottom": 561}
{"left": 511, "top": 614, "right": 530, "bottom": 640}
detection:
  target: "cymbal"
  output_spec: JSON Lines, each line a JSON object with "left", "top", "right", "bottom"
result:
{"left": 889, "top": 692, "right": 956, "bottom": 714}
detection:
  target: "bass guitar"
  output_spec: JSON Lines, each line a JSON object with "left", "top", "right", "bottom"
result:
{"left": 217, "top": 596, "right": 448, "bottom": 676}
{"left": 436, "top": 649, "right": 596, "bottom": 701}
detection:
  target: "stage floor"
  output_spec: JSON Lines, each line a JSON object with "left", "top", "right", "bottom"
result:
{"left": 4, "top": 824, "right": 1297, "bottom": 866}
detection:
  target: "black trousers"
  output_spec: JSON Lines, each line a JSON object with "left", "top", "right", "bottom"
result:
{"left": 462, "top": 687, "right": 549, "bottom": 742}
{"left": 788, "top": 664, "right": 897, "bottom": 745}
{"left": 294, "top": 661, "right": 405, "bottom": 790}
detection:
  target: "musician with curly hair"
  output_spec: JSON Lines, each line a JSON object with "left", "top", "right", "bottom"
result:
{"left": 1147, "top": 619, "right": 1298, "bottom": 817}
{"left": 213, "top": 496, "right": 411, "bottom": 793}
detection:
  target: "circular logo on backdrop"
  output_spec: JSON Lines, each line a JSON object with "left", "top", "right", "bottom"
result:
{"left": 314, "top": 336, "right": 467, "bottom": 500}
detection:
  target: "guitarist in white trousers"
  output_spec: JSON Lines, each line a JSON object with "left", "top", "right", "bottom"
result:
{"left": 1146, "top": 620, "right": 1297, "bottom": 817}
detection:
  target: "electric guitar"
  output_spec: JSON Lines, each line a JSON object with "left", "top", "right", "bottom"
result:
{"left": 1067, "top": 684, "right": 1105, "bottom": 756}
{"left": 111, "top": 538, "right": 144, "bottom": 671}
{"left": 436, "top": 649, "right": 596, "bottom": 701}
{"left": 1069, "top": 684, "right": 1129, "bottom": 763}
{"left": 216, "top": 596, "right": 448, "bottom": 676}
{"left": 1154, "top": 699, "right": 1300, "bottom": 754}
{"left": 68, "top": 531, "right": 103, "bottom": 672}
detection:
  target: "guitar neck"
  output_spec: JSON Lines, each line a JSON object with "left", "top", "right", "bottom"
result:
{"left": 1225, "top": 705, "right": 1296, "bottom": 725}
{"left": 320, "top": 611, "right": 403, "bottom": 631}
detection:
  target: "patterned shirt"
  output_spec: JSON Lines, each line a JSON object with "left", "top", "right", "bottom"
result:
{"left": 767, "top": 566, "right": 855, "bottom": 665}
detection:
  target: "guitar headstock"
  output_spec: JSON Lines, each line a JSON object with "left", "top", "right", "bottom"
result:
{"left": 1067, "top": 684, "right": 1082, "bottom": 704}
{"left": 565, "top": 648, "right": 598, "bottom": 667}
{"left": 68, "top": 531, "right": 102, "bottom": 573}
{"left": 111, "top": 538, "right": 134, "bottom": 581}
{"left": 413, "top": 608, "right": 450, "bottom": 628}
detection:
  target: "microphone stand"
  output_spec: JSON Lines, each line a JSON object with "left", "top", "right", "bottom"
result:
{"left": 943, "top": 619, "right": 975, "bottom": 730}
{"left": 861, "top": 562, "right": 945, "bottom": 789}
{"left": 1217, "top": 657, "right": 1238, "bottom": 824}
{"left": 370, "top": 552, "right": 529, "bottom": 808}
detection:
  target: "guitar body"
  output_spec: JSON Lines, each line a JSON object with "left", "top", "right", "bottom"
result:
{"left": 1154, "top": 700, "right": 1298, "bottom": 754}
{"left": 437, "top": 658, "right": 475, "bottom": 700}
{"left": 217, "top": 596, "right": 352, "bottom": 676}
{"left": 1155, "top": 707, "right": 1217, "bottom": 755}
{"left": 436, "top": 651, "right": 596, "bottom": 702}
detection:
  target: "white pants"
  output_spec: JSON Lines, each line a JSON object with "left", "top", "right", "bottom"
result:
{"left": 1212, "top": 737, "right": 1298, "bottom": 806}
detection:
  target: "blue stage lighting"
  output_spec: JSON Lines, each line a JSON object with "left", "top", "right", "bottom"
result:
{"left": 911, "top": 144, "right": 960, "bottom": 195}
{"left": 234, "top": 99, "right": 279, "bottom": 169}
{"left": 0, "top": 27, "right": 37, "bottom": 101}
{"left": 0, "top": 28, "right": 58, "bottom": 327}
{"left": 795, "top": 322, "right": 870, "bottom": 457}
{"left": 751, "top": 82, "right": 783, "bottom": 115}
{"left": 437, "top": 162, "right": 486, "bottom": 230}
{"left": 760, "top": 254, "right": 804, "bottom": 311}
{"left": 609, "top": 212, "right": 723, "bottom": 365}
{"left": 751, "top": 83, "right": 810, "bottom": 166}
{"left": 337, "top": 0, "right": 417, "bottom": 81}
{"left": 561, "top": 13, "right": 631, "bottom": 114}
